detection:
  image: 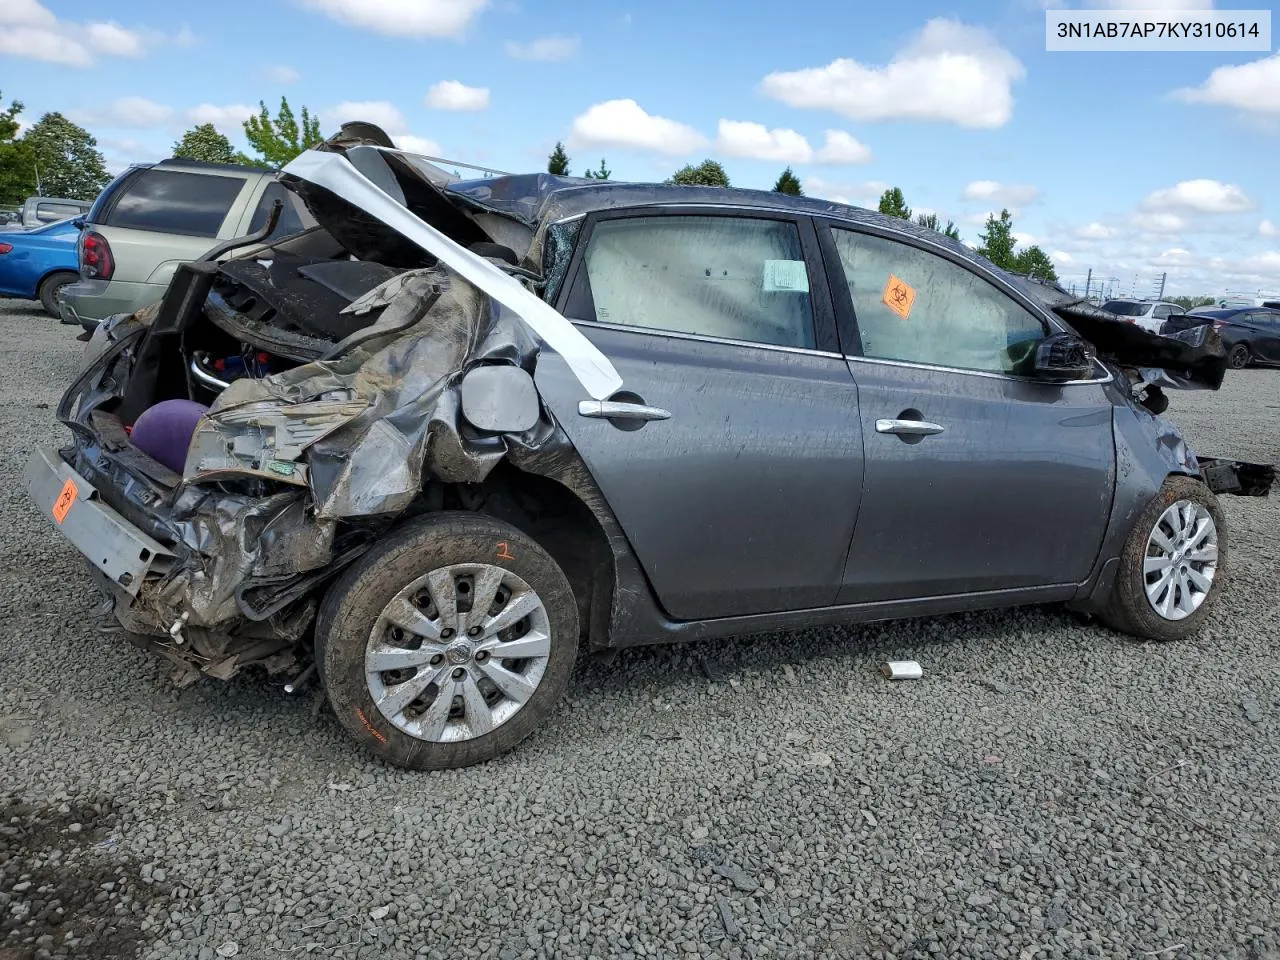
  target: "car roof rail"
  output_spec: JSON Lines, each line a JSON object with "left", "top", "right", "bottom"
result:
{"left": 157, "top": 157, "right": 275, "bottom": 174}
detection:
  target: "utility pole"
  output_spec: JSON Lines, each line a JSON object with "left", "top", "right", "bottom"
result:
{"left": 1084, "top": 268, "right": 1092, "bottom": 301}
{"left": 1155, "top": 272, "right": 1167, "bottom": 300}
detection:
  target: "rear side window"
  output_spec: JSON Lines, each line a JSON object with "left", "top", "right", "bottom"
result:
{"left": 248, "top": 182, "right": 313, "bottom": 241}
{"left": 832, "top": 228, "right": 1046, "bottom": 374}
{"left": 567, "top": 215, "right": 817, "bottom": 349}
{"left": 104, "top": 169, "right": 245, "bottom": 237}
{"left": 36, "top": 202, "right": 84, "bottom": 222}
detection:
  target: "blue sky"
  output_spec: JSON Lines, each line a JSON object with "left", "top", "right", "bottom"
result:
{"left": 2, "top": 0, "right": 1278, "bottom": 295}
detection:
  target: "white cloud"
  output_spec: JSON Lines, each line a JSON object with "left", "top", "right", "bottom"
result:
{"left": 814, "top": 130, "right": 873, "bottom": 164}
{"left": 321, "top": 100, "right": 409, "bottom": 134}
{"left": 85, "top": 21, "right": 145, "bottom": 57}
{"left": 962, "top": 180, "right": 1040, "bottom": 206}
{"left": 715, "top": 120, "right": 812, "bottom": 163}
{"left": 569, "top": 99, "right": 707, "bottom": 156}
{"left": 1141, "top": 179, "right": 1254, "bottom": 214}
{"left": 504, "top": 34, "right": 579, "bottom": 60}
{"left": 759, "top": 19, "right": 1024, "bottom": 129}
{"left": 269, "top": 65, "right": 301, "bottom": 84}
{"left": 1013, "top": 231, "right": 1037, "bottom": 247}
{"left": 1172, "top": 53, "right": 1280, "bottom": 117}
{"left": 187, "top": 103, "right": 257, "bottom": 135}
{"left": 1075, "top": 221, "right": 1116, "bottom": 239}
{"left": 396, "top": 134, "right": 444, "bottom": 156}
{"left": 319, "top": 101, "right": 441, "bottom": 155}
{"left": 1050, "top": 249, "right": 1075, "bottom": 265}
{"left": 426, "top": 80, "right": 491, "bottom": 111}
{"left": 71, "top": 96, "right": 174, "bottom": 128}
{"left": 1132, "top": 211, "right": 1188, "bottom": 233}
{"left": 1260, "top": 219, "right": 1279, "bottom": 237}
{"left": 0, "top": 2, "right": 183, "bottom": 66}
{"left": 804, "top": 176, "right": 890, "bottom": 206}
{"left": 301, "top": 0, "right": 487, "bottom": 37}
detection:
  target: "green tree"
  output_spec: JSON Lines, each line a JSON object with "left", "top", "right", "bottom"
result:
{"left": 547, "top": 141, "right": 570, "bottom": 175}
{"left": 23, "top": 112, "right": 109, "bottom": 201}
{"left": 877, "top": 187, "right": 911, "bottom": 220}
{"left": 1012, "top": 244, "right": 1058, "bottom": 282}
{"left": 583, "top": 158, "right": 611, "bottom": 180}
{"left": 0, "top": 91, "right": 36, "bottom": 205}
{"left": 1167, "top": 295, "right": 1215, "bottom": 310}
{"left": 172, "top": 123, "right": 253, "bottom": 165}
{"left": 773, "top": 167, "right": 803, "bottom": 196}
{"left": 666, "top": 159, "right": 730, "bottom": 187}
{"left": 915, "top": 211, "right": 960, "bottom": 241}
{"left": 243, "top": 97, "right": 322, "bottom": 168}
{"left": 976, "top": 208, "right": 1018, "bottom": 270}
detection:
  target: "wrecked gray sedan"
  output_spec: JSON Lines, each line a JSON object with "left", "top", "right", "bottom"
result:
{"left": 25, "top": 124, "right": 1276, "bottom": 769}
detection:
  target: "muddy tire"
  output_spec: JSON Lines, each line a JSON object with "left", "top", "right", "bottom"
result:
{"left": 38, "top": 271, "right": 77, "bottom": 318}
{"left": 315, "top": 511, "right": 578, "bottom": 770}
{"left": 1227, "top": 344, "right": 1251, "bottom": 369}
{"left": 1100, "top": 476, "right": 1226, "bottom": 642}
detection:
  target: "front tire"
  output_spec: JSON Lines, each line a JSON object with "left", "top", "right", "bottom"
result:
{"left": 316, "top": 512, "right": 579, "bottom": 770}
{"left": 1227, "top": 344, "right": 1251, "bottom": 369}
{"left": 1100, "top": 476, "right": 1226, "bottom": 642}
{"left": 37, "top": 271, "right": 77, "bottom": 318}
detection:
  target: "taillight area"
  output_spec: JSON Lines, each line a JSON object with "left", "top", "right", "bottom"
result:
{"left": 0, "top": 242, "right": 12, "bottom": 255}
{"left": 81, "top": 230, "right": 115, "bottom": 280}
{"left": 1212, "top": 320, "right": 1227, "bottom": 331}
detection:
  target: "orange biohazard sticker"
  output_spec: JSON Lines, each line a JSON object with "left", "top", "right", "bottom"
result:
{"left": 52, "top": 478, "right": 78, "bottom": 524}
{"left": 881, "top": 274, "right": 916, "bottom": 321}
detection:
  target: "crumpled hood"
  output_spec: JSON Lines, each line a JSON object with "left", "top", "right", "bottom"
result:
{"left": 1005, "top": 276, "right": 1228, "bottom": 390}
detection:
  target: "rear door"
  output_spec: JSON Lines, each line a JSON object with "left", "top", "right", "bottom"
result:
{"left": 534, "top": 207, "right": 864, "bottom": 621}
{"left": 819, "top": 221, "right": 1116, "bottom": 603}
{"left": 1244, "top": 311, "right": 1280, "bottom": 362}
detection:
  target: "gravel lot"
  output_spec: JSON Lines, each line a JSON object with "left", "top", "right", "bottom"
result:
{"left": 1, "top": 298, "right": 1278, "bottom": 960}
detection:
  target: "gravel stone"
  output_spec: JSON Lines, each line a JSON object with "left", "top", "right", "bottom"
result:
{"left": 1, "top": 302, "right": 1279, "bottom": 959}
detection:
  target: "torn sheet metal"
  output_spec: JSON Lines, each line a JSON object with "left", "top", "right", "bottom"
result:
{"left": 281, "top": 148, "right": 623, "bottom": 401}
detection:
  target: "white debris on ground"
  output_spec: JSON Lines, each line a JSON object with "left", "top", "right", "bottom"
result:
{"left": 1, "top": 299, "right": 1278, "bottom": 960}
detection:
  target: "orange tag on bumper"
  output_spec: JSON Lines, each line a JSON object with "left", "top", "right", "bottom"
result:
{"left": 52, "top": 477, "right": 77, "bottom": 524}
{"left": 882, "top": 274, "right": 916, "bottom": 320}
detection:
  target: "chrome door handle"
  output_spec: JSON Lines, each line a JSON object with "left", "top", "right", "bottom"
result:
{"left": 876, "top": 418, "right": 944, "bottom": 437}
{"left": 578, "top": 400, "right": 672, "bottom": 422}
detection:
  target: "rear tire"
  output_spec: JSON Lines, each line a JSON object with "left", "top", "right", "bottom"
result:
{"left": 1227, "top": 344, "right": 1251, "bottom": 369}
{"left": 1100, "top": 476, "right": 1226, "bottom": 642}
{"left": 315, "top": 512, "right": 579, "bottom": 770}
{"left": 37, "top": 271, "right": 77, "bottom": 318}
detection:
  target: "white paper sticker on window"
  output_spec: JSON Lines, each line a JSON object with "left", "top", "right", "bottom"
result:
{"left": 762, "top": 259, "right": 809, "bottom": 293}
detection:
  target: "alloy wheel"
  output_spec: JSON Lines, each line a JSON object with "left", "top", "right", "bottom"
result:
{"left": 1142, "top": 499, "right": 1219, "bottom": 622}
{"left": 365, "top": 563, "right": 552, "bottom": 742}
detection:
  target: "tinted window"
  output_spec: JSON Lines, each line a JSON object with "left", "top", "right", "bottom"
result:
{"left": 104, "top": 169, "right": 245, "bottom": 237}
{"left": 36, "top": 202, "right": 84, "bottom": 222}
{"left": 832, "top": 228, "right": 1046, "bottom": 373}
{"left": 1152, "top": 305, "right": 1172, "bottom": 319}
{"left": 571, "top": 215, "right": 816, "bottom": 349}
{"left": 248, "top": 182, "right": 313, "bottom": 241}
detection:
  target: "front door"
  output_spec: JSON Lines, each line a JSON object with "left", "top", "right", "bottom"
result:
{"left": 535, "top": 209, "right": 864, "bottom": 621}
{"left": 820, "top": 223, "right": 1116, "bottom": 603}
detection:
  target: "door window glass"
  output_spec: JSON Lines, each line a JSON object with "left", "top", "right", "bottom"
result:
{"left": 831, "top": 228, "right": 1046, "bottom": 373}
{"left": 570, "top": 215, "right": 816, "bottom": 349}
{"left": 248, "top": 182, "right": 314, "bottom": 241}
{"left": 36, "top": 202, "right": 84, "bottom": 222}
{"left": 104, "top": 169, "right": 245, "bottom": 237}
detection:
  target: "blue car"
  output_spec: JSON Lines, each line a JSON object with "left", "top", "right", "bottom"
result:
{"left": 0, "top": 217, "right": 82, "bottom": 317}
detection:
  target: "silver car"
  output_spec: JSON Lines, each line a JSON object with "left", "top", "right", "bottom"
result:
{"left": 60, "top": 158, "right": 312, "bottom": 330}
{"left": 26, "top": 125, "right": 1275, "bottom": 770}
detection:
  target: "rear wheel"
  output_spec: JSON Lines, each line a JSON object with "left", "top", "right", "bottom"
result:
{"left": 1100, "top": 476, "right": 1226, "bottom": 642}
{"left": 316, "top": 512, "right": 579, "bottom": 770}
{"left": 1227, "top": 344, "right": 1251, "bottom": 369}
{"left": 37, "top": 271, "right": 77, "bottom": 318}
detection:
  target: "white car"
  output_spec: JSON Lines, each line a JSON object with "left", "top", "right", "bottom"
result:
{"left": 1100, "top": 299, "right": 1185, "bottom": 334}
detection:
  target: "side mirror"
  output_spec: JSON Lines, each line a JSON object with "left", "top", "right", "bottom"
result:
{"left": 1029, "top": 332, "right": 1096, "bottom": 382}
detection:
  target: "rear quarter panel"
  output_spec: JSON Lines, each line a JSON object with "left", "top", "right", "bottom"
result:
{"left": 0, "top": 224, "right": 79, "bottom": 298}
